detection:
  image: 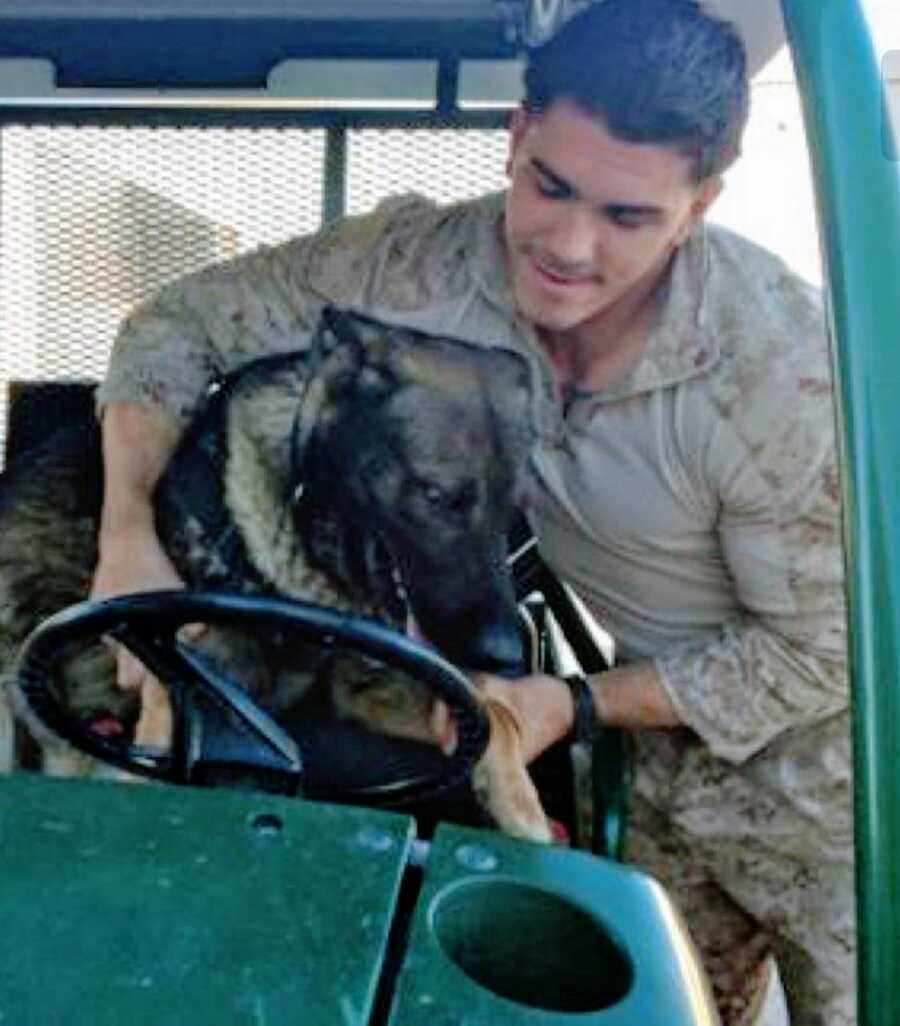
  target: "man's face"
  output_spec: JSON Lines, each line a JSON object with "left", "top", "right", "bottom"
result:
{"left": 504, "top": 99, "right": 721, "bottom": 336}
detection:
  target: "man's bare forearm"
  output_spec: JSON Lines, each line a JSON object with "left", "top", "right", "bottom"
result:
{"left": 472, "top": 660, "right": 683, "bottom": 765}
{"left": 92, "top": 403, "right": 191, "bottom": 685}
{"left": 98, "top": 402, "right": 180, "bottom": 547}
{"left": 588, "top": 661, "right": 682, "bottom": 729}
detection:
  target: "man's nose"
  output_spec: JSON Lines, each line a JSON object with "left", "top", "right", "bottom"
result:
{"left": 545, "top": 203, "right": 598, "bottom": 270}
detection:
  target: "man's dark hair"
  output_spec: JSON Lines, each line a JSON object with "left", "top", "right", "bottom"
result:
{"left": 523, "top": 0, "right": 749, "bottom": 181}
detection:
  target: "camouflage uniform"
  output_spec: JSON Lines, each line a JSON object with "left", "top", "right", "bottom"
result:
{"left": 99, "top": 191, "right": 854, "bottom": 1026}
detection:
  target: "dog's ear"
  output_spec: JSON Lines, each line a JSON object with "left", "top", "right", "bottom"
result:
{"left": 308, "top": 305, "right": 363, "bottom": 374}
{"left": 314, "top": 306, "right": 399, "bottom": 401}
{"left": 317, "top": 305, "right": 364, "bottom": 358}
{"left": 293, "top": 307, "right": 399, "bottom": 459}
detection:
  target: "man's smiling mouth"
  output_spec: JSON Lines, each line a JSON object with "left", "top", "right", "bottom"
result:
{"left": 529, "top": 254, "right": 601, "bottom": 288}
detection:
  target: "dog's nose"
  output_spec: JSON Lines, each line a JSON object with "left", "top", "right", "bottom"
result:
{"left": 466, "top": 613, "right": 527, "bottom": 678}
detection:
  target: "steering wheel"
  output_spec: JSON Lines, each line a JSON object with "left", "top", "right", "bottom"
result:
{"left": 15, "top": 590, "right": 490, "bottom": 807}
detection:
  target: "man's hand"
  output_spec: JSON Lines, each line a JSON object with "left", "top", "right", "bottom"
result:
{"left": 90, "top": 524, "right": 188, "bottom": 688}
{"left": 432, "top": 673, "right": 575, "bottom": 764}
{"left": 90, "top": 524, "right": 204, "bottom": 749}
{"left": 434, "top": 662, "right": 683, "bottom": 762}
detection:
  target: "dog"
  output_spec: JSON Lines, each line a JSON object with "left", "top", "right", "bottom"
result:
{"left": 0, "top": 307, "right": 554, "bottom": 842}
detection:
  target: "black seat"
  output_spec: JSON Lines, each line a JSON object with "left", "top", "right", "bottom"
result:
{"left": 4, "top": 379, "right": 98, "bottom": 464}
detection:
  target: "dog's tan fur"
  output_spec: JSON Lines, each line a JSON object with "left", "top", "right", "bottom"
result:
{"left": 1, "top": 309, "right": 553, "bottom": 842}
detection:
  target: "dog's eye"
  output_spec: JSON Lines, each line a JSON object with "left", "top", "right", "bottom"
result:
{"left": 418, "top": 479, "right": 477, "bottom": 515}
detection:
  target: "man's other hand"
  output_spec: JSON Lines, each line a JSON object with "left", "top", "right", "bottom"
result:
{"left": 90, "top": 526, "right": 199, "bottom": 748}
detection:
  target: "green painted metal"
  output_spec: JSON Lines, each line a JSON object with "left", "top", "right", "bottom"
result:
{"left": 781, "top": 3, "right": 900, "bottom": 1025}
{"left": 388, "top": 823, "right": 718, "bottom": 1025}
{"left": 0, "top": 773, "right": 413, "bottom": 1026}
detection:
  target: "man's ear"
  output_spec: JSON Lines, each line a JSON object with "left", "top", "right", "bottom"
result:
{"left": 674, "top": 175, "right": 724, "bottom": 245}
{"left": 507, "top": 105, "right": 533, "bottom": 176}
{"left": 690, "top": 175, "right": 724, "bottom": 222}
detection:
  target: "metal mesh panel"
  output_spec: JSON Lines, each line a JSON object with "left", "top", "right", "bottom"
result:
{"left": 0, "top": 123, "right": 508, "bottom": 465}
{"left": 0, "top": 125, "right": 325, "bottom": 460}
{"left": 346, "top": 127, "right": 508, "bottom": 213}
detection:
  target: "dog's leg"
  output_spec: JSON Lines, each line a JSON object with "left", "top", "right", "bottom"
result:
{"left": 471, "top": 696, "right": 553, "bottom": 844}
{"left": 335, "top": 665, "right": 553, "bottom": 844}
{"left": 331, "top": 661, "right": 441, "bottom": 744}
{"left": 40, "top": 744, "right": 98, "bottom": 778}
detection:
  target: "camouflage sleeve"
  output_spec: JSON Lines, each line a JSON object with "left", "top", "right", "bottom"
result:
{"left": 653, "top": 382, "right": 848, "bottom": 765}
{"left": 96, "top": 195, "right": 437, "bottom": 427}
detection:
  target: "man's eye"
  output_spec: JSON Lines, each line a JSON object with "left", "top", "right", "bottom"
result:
{"left": 534, "top": 176, "right": 569, "bottom": 200}
{"left": 609, "top": 210, "right": 647, "bottom": 230}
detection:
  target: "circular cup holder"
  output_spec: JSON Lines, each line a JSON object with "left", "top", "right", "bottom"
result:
{"left": 432, "top": 878, "right": 633, "bottom": 1013}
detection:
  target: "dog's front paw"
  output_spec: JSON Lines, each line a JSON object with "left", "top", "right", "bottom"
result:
{"left": 473, "top": 698, "right": 554, "bottom": 844}
{"left": 472, "top": 759, "right": 553, "bottom": 843}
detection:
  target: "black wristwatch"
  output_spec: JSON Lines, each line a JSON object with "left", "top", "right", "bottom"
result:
{"left": 564, "top": 673, "right": 596, "bottom": 745}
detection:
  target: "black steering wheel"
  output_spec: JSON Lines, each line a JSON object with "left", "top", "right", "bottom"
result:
{"left": 15, "top": 590, "right": 490, "bottom": 807}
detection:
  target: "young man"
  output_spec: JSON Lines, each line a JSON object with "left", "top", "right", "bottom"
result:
{"left": 93, "top": 2, "right": 851, "bottom": 1023}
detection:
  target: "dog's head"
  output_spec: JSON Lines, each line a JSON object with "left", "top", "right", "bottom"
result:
{"left": 295, "top": 307, "right": 535, "bottom": 675}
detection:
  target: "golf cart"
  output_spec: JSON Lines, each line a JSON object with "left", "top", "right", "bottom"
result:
{"left": 0, "top": 1, "right": 896, "bottom": 1024}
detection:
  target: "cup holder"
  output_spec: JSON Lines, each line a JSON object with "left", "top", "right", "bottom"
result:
{"left": 432, "top": 878, "right": 633, "bottom": 1013}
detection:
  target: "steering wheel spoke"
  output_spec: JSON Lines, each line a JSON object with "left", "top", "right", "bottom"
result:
{"left": 108, "top": 623, "right": 302, "bottom": 769}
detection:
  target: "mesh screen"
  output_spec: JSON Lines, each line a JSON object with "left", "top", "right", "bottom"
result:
{"left": 346, "top": 127, "right": 508, "bottom": 213}
{"left": 0, "top": 125, "right": 326, "bottom": 461}
{"left": 0, "top": 123, "right": 508, "bottom": 464}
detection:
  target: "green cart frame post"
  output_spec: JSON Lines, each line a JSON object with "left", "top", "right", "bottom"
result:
{"left": 784, "top": 1, "right": 900, "bottom": 1023}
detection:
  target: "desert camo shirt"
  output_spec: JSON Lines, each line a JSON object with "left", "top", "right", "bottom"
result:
{"left": 99, "top": 191, "right": 853, "bottom": 1025}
